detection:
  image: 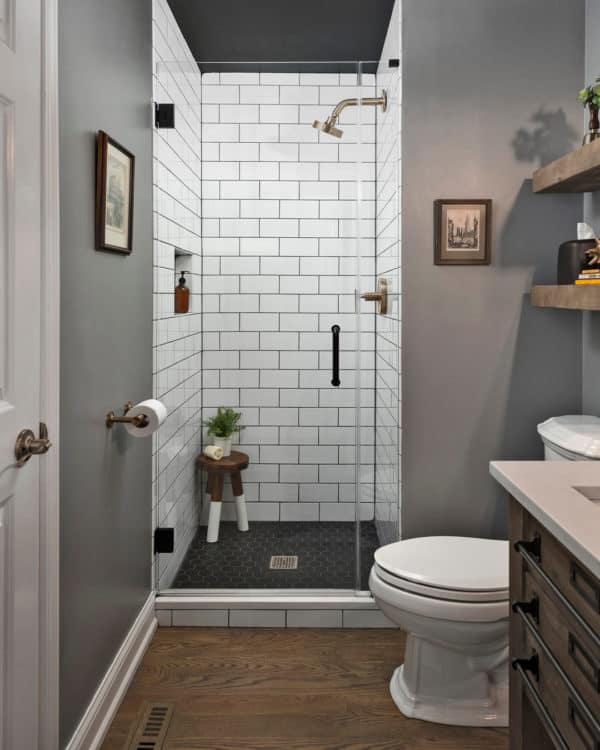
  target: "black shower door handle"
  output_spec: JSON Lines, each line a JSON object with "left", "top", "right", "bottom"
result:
{"left": 331, "top": 325, "right": 340, "bottom": 387}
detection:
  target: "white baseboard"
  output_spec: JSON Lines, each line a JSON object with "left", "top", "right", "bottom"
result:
{"left": 65, "top": 593, "right": 157, "bottom": 750}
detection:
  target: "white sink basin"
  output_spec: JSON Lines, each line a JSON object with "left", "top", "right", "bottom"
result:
{"left": 573, "top": 486, "right": 600, "bottom": 504}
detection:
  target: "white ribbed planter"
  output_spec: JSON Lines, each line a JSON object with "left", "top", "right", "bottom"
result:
{"left": 213, "top": 435, "right": 232, "bottom": 457}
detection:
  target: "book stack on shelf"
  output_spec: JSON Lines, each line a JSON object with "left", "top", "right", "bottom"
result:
{"left": 575, "top": 267, "right": 600, "bottom": 285}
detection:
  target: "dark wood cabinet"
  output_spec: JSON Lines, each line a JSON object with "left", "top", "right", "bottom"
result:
{"left": 510, "top": 497, "right": 600, "bottom": 750}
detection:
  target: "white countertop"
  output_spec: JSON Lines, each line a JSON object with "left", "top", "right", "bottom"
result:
{"left": 490, "top": 461, "right": 600, "bottom": 579}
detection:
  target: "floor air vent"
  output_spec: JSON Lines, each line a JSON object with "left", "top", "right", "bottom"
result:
{"left": 126, "top": 702, "right": 173, "bottom": 750}
{"left": 270, "top": 555, "right": 298, "bottom": 570}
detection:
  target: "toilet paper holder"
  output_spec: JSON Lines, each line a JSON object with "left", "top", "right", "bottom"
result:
{"left": 106, "top": 401, "right": 149, "bottom": 429}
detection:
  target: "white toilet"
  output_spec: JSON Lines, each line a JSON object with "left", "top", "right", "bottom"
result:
{"left": 369, "top": 537, "right": 509, "bottom": 726}
{"left": 370, "top": 414, "right": 600, "bottom": 727}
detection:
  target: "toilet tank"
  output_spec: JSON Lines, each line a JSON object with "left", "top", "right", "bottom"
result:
{"left": 537, "top": 415, "right": 600, "bottom": 461}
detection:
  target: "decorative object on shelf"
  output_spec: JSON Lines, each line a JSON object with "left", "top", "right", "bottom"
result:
{"left": 203, "top": 406, "right": 242, "bottom": 458}
{"left": 557, "top": 240, "right": 596, "bottom": 284}
{"left": 174, "top": 270, "right": 190, "bottom": 313}
{"left": 95, "top": 130, "right": 135, "bottom": 254}
{"left": 584, "top": 238, "right": 600, "bottom": 268}
{"left": 434, "top": 199, "right": 492, "bottom": 265}
{"left": 576, "top": 240, "right": 600, "bottom": 283}
{"left": 578, "top": 78, "right": 600, "bottom": 145}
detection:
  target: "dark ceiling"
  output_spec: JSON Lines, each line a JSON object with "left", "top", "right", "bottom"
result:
{"left": 167, "top": 0, "right": 395, "bottom": 72}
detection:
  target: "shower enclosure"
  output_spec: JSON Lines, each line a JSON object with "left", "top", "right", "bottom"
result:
{"left": 152, "top": 53, "right": 399, "bottom": 596}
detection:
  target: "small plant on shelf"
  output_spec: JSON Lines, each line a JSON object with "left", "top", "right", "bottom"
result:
{"left": 203, "top": 407, "right": 242, "bottom": 457}
{"left": 578, "top": 78, "right": 600, "bottom": 144}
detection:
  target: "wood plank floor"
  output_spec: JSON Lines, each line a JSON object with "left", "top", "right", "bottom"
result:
{"left": 101, "top": 628, "right": 509, "bottom": 750}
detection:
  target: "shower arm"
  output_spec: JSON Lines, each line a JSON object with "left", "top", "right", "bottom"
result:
{"left": 330, "top": 94, "right": 387, "bottom": 122}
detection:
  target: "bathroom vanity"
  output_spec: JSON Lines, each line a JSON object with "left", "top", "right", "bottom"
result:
{"left": 491, "top": 462, "right": 600, "bottom": 750}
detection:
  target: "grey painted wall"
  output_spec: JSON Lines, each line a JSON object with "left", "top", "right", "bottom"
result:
{"left": 58, "top": 0, "right": 153, "bottom": 745}
{"left": 401, "top": 0, "right": 584, "bottom": 540}
{"left": 583, "top": 0, "right": 600, "bottom": 415}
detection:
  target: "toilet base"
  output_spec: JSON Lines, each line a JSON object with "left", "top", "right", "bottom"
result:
{"left": 390, "top": 662, "right": 508, "bottom": 727}
{"left": 388, "top": 631, "right": 508, "bottom": 727}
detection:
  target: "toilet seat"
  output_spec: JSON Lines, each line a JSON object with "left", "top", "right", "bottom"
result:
{"left": 374, "top": 536, "right": 508, "bottom": 602}
{"left": 373, "top": 563, "right": 508, "bottom": 603}
{"left": 370, "top": 566, "right": 509, "bottom": 623}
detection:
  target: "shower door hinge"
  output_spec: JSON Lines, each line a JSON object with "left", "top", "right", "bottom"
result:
{"left": 154, "top": 527, "right": 175, "bottom": 554}
{"left": 155, "top": 102, "right": 175, "bottom": 129}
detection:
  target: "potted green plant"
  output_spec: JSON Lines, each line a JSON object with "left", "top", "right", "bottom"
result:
{"left": 203, "top": 406, "right": 242, "bottom": 457}
{"left": 578, "top": 78, "right": 600, "bottom": 144}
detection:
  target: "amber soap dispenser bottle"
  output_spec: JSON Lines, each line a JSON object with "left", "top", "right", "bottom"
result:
{"left": 175, "top": 271, "right": 190, "bottom": 314}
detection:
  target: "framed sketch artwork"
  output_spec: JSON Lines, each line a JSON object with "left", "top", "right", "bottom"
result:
{"left": 95, "top": 130, "right": 135, "bottom": 253}
{"left": 434, "top": 199, "right": 492, "bottom": 265}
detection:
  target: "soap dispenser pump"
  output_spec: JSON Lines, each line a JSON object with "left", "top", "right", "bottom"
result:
{"left": 175, "top": 270, "right": 190, "bottom": 314}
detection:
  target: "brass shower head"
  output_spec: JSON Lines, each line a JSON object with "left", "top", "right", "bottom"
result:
{"left": 312, "top": 117, "right": 343, "bottom": 139}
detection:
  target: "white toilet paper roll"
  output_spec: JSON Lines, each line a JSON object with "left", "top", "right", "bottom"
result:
{"left": 203, "top": 445, "right": 224, "bottom": 461}
{"left": 125, "top": 399, "right": 167, "bottom": 437}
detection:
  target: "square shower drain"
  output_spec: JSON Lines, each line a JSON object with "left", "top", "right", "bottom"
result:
{"left": 270, "top": 555, "right": 298, "bottom": 570}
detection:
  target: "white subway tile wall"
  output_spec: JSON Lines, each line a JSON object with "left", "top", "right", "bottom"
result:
{"left": 153, "top": 0, "right": 203, "bottom": 589}
{"left": 374, "top": 0, "right": 402, "bottom": 545}
{"left": 200, "top": 70, "right": 378, "bottom": 524}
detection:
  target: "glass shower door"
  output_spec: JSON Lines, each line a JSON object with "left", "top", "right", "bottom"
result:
{"left": 152, "top": 60, "right": 379, "bottom": 593}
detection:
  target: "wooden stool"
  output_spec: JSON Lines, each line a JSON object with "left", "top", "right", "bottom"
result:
{"left": 197, "top": 450, "right": 249, "bottom": 543}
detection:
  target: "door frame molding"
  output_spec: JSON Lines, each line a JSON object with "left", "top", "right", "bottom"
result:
{"left": 39, "top": 0, "right": 60, "bottom": 747}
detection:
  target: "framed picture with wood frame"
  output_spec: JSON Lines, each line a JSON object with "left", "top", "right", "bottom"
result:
{"left": 434, "top": 199, "right": 492, "bottom": 265}
{"left": 95, "top": 130, "right": 135, "bottom": 254}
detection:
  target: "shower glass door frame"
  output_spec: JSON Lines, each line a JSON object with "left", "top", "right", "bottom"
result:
{"left": 153, "top": 59, "right": 378, "bottom": 597}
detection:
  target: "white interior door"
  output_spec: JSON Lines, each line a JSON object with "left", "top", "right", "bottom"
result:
{"left": 0, "top": 1, "right": 46, "bottom": 748}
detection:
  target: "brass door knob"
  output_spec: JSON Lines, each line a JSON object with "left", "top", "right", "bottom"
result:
{"left": 361, "top": 278, "right": 388, "bottom": 315}
{"left": 15, "top": 422, "right": 52, "bottom": 467}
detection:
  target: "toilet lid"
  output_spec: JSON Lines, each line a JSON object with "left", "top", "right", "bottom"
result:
{"left": 374, "top": 537, "right": 508, "bottom": 593}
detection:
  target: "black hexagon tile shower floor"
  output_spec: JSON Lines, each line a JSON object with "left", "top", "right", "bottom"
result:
{"left": 171, "top": 521, "right": 379, "bottom": 590}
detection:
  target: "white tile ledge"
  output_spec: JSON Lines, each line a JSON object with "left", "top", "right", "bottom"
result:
{"left": 156, "top": 594, "right": 379, "bottom": 610}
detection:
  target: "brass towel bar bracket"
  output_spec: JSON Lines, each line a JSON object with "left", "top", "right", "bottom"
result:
{"left": 361, "top": 277, "right": 388, "bottom": 315}
{"left": 106, "top": 401, "right": 149, "bottom": 429}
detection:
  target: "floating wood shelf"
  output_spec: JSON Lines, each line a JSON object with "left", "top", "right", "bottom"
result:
{"left": 531, "top": 285, "right": 600, "bottom": 310}
{"left": 533, "top": 139, "right": 600, "bottom": 193}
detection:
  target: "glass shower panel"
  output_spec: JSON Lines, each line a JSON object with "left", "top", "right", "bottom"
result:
{"left": 153, "top": 61, "right": 379, "bottom": 593}
{"left": 354, "top": 66, "right": 379, "bottom": 591}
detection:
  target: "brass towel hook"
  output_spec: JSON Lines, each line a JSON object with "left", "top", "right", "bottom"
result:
{"left": 361, "top": 278, "right": 388, "bottom": 315}
{"left": 106, "top": 402, "right": 149, "bottom": 429}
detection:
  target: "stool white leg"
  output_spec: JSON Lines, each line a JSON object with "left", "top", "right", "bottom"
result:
{"left": 206, "top": 501, "right": 222, "bottom": 543}
{"left": 234, "top": 494, "right": 249, "bottom": 532}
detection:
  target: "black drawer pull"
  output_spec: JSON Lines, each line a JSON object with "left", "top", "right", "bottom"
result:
{"left": 515, "top": 542, "right": 600, "bottom": 652}
{"left": 515, "top": 532, "right": 541, "bottom": 563}
{"left": 513, "top": 657, "right": 568, "bottom": 750}
{"left": 569, "top": 698, "right": 600, "bottom": 750}
{"left": 571, "top": 561, "right": 600, "bottom": 615}
{"left": 569, "top": 633, "right": 600, "bottom": 693}
{"left": 514, "top": 603, "right": 600, "bottom": 741}
{"left": 512, "top": 653, "right": 539, "bottom": 681}
{"left": 330, "top": 325, "right": 340, "bottom": 387}
{"left": 512, "top": 594, "right": 539, "bottom": 624}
